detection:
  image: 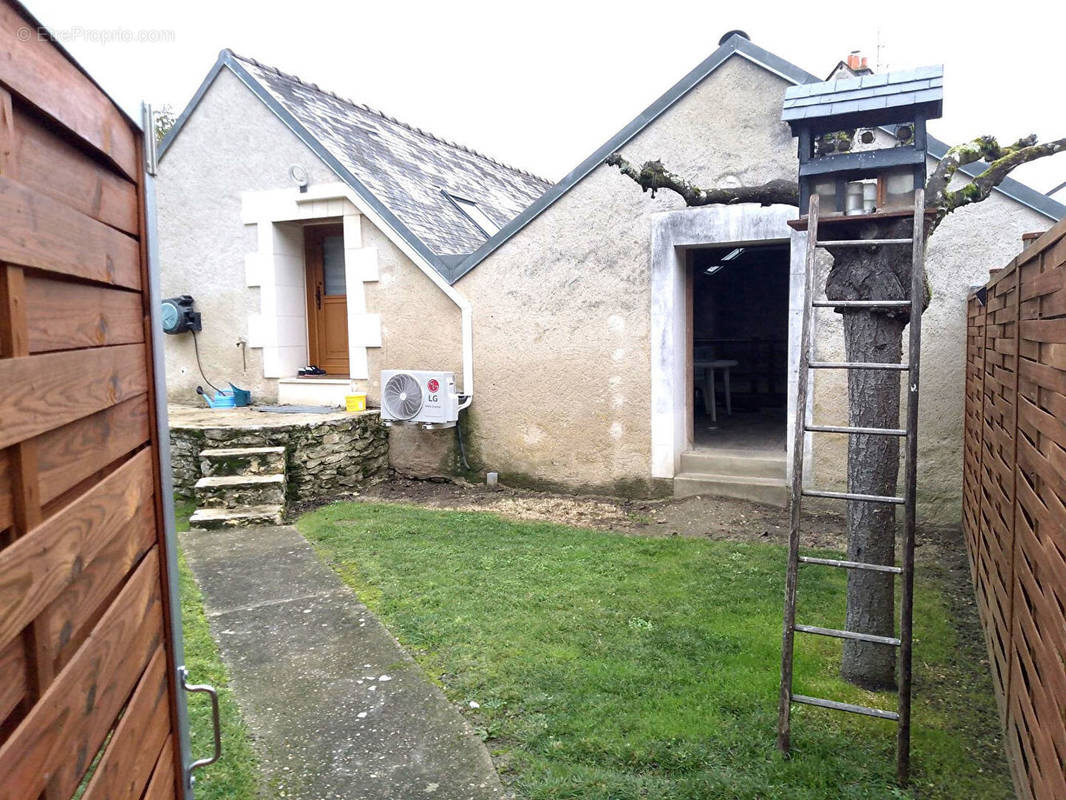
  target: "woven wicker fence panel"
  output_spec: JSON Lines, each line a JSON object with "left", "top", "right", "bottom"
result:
{"left": 963, "top": 218, "right": 1066, "bottom": 800}
{"left": 962, "top": 294, "right": 985, "bottom": 579}
{"left": 978, "top": 268, "right": 1019, "bottom": 719}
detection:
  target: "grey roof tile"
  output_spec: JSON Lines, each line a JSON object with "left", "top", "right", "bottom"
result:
{"left": 913, "top": 65, "right": 944, "bottom": 80}
{"left": 233, "top": 54, "right": 552, "bottom": 258}
{"left": 829, "top": 99, "right": 862, "bottom": 116}
{"left": 859, "top": 73, "right": 889, "bottom": 88}
{"left": 856, "top": 96, "right": 890, "bottom": 113}
{"left": 782, "top": 65, "right": 943, "bottom": 125}
{"left": 913, "top": 88, "right": 943, "bottom": 104}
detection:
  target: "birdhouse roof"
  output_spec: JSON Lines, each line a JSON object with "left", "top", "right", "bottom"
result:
{"left": 782, "top": 65, "right": 943, "bottom": 131}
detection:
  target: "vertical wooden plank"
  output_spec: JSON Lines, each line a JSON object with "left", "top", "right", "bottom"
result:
{"left": 0, "top": 263, "right": 28, "bottom": 359}
{"left": 1001, "top": 254, "right": 1024, "bottom": 783}
{"left": 0, "top": 261, "right": 38, "bottom": 552}
{"left": 0, "top": 265, "right": 53, "bottom": 703}
{"left": 0, "top": 87, "right": 14, "bottom": 180}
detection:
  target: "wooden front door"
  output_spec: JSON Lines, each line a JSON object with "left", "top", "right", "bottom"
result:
{"left": 305, "top": 224, "right": 349, "bottom": 375}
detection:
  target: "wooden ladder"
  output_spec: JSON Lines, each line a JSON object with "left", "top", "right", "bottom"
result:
{"left": 776, "top": 188, "right": 926, "bottom": 785}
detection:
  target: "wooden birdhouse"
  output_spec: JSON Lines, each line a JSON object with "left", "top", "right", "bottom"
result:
{"left": 781, "top": 66, "right": 943, "bottom": 217}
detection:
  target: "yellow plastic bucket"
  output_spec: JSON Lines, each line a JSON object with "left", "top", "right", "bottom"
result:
{"left": 345, "top": 393, "right": 367, "bottom": 412}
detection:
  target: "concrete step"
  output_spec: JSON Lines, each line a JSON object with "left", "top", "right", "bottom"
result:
{"left": 277, "top": 377, "right": 349, "bottom": 407}
{"left": 199, "top": 446, "right": 286, "bottom": 478}
{"left": 673, "top": 472, "right": 788, "bottom": 507}
{"left": 680, "top": 449, "right": 786, "bottom": 480}
{"left": 189, "top": 505, "right": 285, "bottom": 529}
{"left": 195, "top": 474, "right": 286, "bottom": 509}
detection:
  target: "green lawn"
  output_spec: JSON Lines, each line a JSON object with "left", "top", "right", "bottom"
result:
{"left": 174, "top": 499, "right": 261, "bottom": 800}
{"left": 299, "top": 501, "right": 1011, "bottom": 800}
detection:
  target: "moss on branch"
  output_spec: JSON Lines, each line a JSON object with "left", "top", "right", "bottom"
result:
{"left": 926, "top": 134, "right": 1066, "bottom": 233}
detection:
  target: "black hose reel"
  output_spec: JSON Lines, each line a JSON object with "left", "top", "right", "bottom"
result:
{"left": 161, "top": 295, "right": 201, "bottom": 335}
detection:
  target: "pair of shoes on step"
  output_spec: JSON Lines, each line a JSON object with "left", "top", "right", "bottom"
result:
{"left": 297, "top": 365, "right": 327, "bottom": 376}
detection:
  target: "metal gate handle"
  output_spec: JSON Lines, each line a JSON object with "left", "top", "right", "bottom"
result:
{"left": 180, "top": 666, "right": 222, "bottom": 786}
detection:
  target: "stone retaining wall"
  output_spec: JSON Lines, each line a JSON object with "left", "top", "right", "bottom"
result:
{"left": 170, "top": 411, "right": 389, "bottom": 501}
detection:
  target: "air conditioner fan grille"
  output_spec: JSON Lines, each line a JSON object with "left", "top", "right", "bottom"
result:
{"left": 383, "top": 373, "right": 423, "bottom": 420}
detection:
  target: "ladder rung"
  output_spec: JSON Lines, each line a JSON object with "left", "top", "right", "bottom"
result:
{"left": 814, "top": 238, "right": 912, "bottom": 247}
{"left": 805, "top": 424, "right": 907, "bottom": 436}
{"left": 791, "top": 694, "right": 900, "bottom": 721}
{"left": 798, "top": 555, "right": 903, "bottom": 574}
{"left": 802, "top": 488, "right": 905, "bottom": 504}
{"left": 794, "top": 624, "right": 901, "bottom": 647}
{"left": 809, "top": 361, "right": 910, "bottom": 371}
{"left": 811, "top": 300, "right": 911, "bottom": 308}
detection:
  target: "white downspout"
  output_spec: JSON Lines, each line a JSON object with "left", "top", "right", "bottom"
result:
{"left": 446, "top": 284, "right": 473, "bottom": 409}
{"left": 414, "top": 264, "right": 473, "bottom": 408}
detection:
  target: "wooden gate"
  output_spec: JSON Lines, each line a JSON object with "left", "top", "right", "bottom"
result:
{"left": 0, "top": 2, "right": 188, "bottom": 798}
{"left": 962, "top": 216, "right": 1066, "bottom": 800}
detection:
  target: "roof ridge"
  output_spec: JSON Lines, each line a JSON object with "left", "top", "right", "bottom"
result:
{"left": 227, "top": 50, "right": 552, "bottom": 186}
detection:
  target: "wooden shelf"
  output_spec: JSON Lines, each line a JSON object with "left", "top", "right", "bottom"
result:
{"left": 788, "top": 207, "right": 937, "bottom": 232}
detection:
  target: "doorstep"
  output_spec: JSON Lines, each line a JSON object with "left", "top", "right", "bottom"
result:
{"left": 277, "top": 376, "right": 352, "bottom": 407}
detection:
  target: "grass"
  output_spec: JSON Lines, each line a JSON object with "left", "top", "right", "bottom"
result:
{"left": 299, "top": 501, "right": 1012, "bottom": 800}
{"left": 174, "top": 498, "right": 261, "bottom": 800}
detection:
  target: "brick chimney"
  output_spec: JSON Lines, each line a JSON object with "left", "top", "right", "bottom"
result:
{"left": 827, "top": 51, "right": 874, "bottom": 80}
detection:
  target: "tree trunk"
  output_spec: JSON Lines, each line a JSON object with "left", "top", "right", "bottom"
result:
{"left": 839, "top": 311, "right": 905, "bottom": 688}
{"left": 824, "top": 218, "right": 915, "bottom": 690}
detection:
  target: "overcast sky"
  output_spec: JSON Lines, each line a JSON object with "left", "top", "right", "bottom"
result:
{"left": 25, "top": 0, "right": 1066, "bottom": 198}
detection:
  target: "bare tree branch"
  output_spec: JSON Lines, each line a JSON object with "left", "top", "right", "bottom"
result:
{"left": 608, "top": 133, "right": 1064, "bottom": 238}
{"left": 928, "top": 135, "right": 1066, "bottom": 232}
{"left": 605, "top": 153, "right": 798, "bottom": 207}
{"left": 925, "top": 134, "right": 1038, "bottom": 206}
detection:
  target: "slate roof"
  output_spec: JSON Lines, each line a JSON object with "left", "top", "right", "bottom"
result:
{"left": 233, "top": 55, "right": 551, "bottom": 256}
{"left": 162, "top": 40, "right": 1064, "bottom": 286}
{"left": 782, "top": 65, "right": 943, "bottom": 127}
{"left": 159, "top": 50, "right": 551, "bottom": 275}
{"left": 449, "top": 38, "right": 1061, "bottom": 283}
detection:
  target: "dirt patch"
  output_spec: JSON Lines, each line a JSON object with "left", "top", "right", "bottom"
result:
{"left": 334, "top": 476, "right": 848, "bottom": 550}
{"left": 317, "top": 476, "right": 959, "bottom": 560}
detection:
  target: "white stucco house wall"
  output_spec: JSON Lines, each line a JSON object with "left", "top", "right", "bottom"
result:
{"left": 157, "top": 35, "right": 1065, "bottom": 523}
{"left": 157, "top": 50, "right": 549, "bottom": 410}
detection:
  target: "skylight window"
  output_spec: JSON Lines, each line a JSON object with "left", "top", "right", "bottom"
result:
{"left": 446, "top": 193, "right": 501, "bottom": 236}
{"left": 704, "top": 248, "right": 744, "bottom": 275}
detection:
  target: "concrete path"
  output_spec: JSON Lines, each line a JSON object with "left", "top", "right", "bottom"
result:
{"left": 181, "top": 525, "right": 508, "bottom": 800}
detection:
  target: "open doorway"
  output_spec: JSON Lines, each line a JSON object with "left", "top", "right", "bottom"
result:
{"left": 689, "top": 243, "right": 790, "bottom": 454}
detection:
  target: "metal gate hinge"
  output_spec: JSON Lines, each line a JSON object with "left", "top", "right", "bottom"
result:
{"left": 141, "top": 102, "right": 159, "bottom": 177}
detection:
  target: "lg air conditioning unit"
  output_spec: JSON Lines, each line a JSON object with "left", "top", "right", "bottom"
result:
{"left": 380, "top": 370, "right": 459, "bottom": 428}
